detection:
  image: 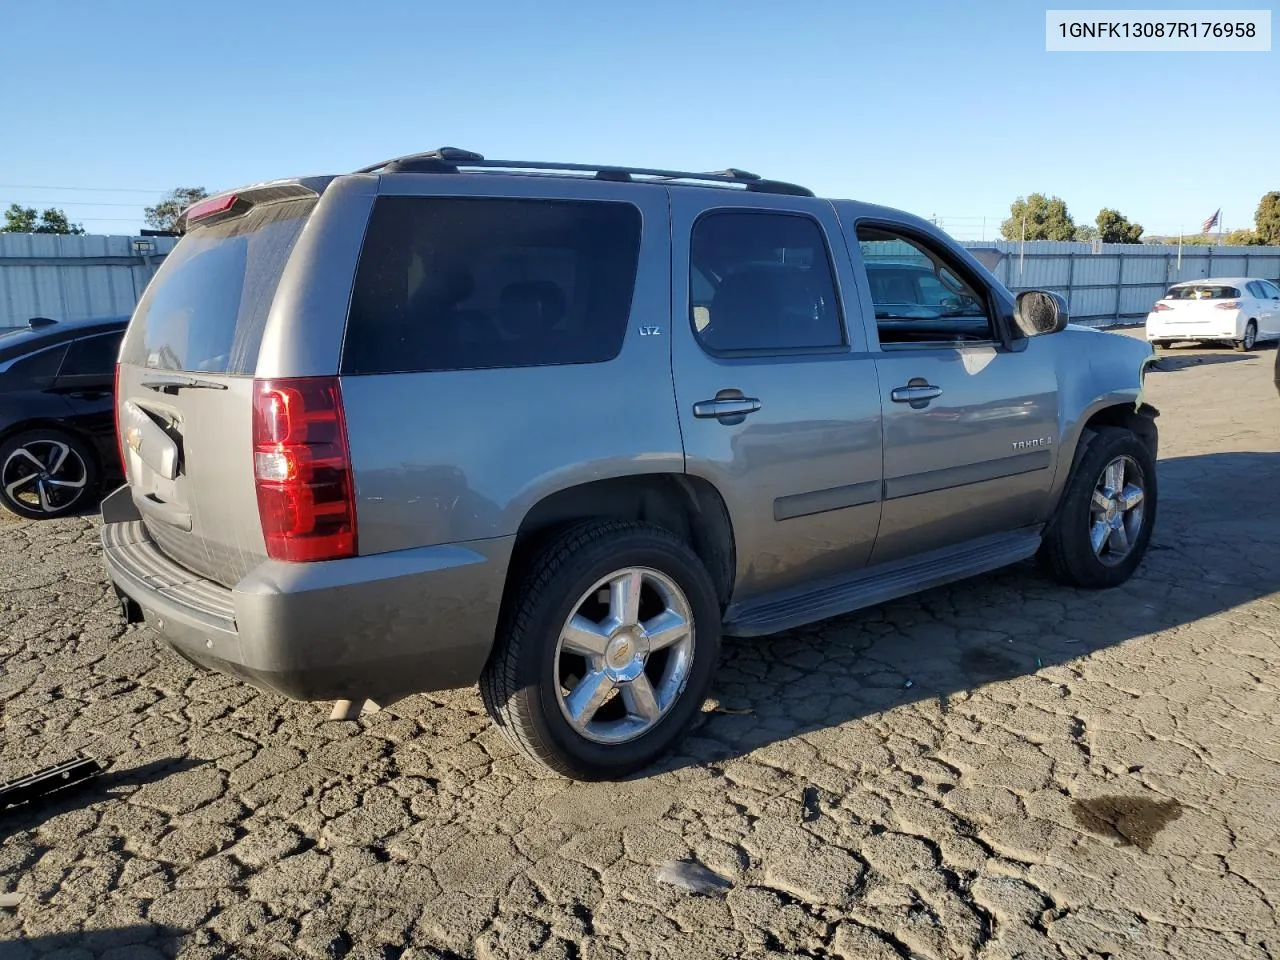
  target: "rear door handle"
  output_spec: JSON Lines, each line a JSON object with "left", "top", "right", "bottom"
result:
{"left": 693, "top": 397, "right": 762, "bottom": 420}
{"left": 890, "top": 384, "right": 943, "bottom": 404}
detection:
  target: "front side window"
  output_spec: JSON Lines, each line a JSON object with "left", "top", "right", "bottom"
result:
{"left": 856, "top": 225, "right": 993, "bottom": 345}
{"left": 1259, "top": 280, "right": 1280, "bottom": 299}
{"left": 688, "top": 211, "right": 844, "bottom": 354}
{"left": 342, "top": 197, "right": 642, "bottom": 375}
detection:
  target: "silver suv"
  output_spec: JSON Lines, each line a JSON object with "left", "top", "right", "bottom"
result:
{"left": 102, "top": 148, "right": 1159, "bottom": 780}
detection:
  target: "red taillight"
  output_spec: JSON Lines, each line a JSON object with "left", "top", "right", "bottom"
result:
{"left": 252, "top": 377, "right": 356, "bottom": 562}
{"left": 1153, "top": 301, "right": 1173, "bottom": 311}
{"left": 1214, "top": 300, "right": 1241, "bottom": 310}
{"left": 114, "top": 363, "right": 125, "bottom": 472}
{"left": 186, "top": 194, "right": 238, "bottom": 222}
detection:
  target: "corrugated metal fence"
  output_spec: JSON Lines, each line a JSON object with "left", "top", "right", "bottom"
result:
{"left": 0, "top": 234, "right": 177, "bottom": 327}
{"left": 961, "top": 240, "right": 1280, "bottom": 324}
{"left": 4, "top": 232, "right": 1280, "bottom": 330}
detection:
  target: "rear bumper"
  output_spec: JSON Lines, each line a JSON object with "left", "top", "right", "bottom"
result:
{"left": 1145, "top": 313, "right": 1242, "bottom": 341}
{"left": 99, "top": 486, "right": 513, "bottom": 702}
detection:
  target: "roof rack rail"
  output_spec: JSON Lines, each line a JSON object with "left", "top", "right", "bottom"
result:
{"left": 355, "top": 148, "right": 814, "bottom": 197}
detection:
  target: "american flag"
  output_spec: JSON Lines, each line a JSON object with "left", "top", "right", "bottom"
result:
{"left": 1201, "top": 208, "right": 1221, "bottom": 233}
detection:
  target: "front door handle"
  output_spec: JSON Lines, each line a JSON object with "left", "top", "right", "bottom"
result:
{"left": 890, "top": 383, "right": 943, "bottom": 404}
{"left": 693, "top": 397, "right": 762, "bottom": 421}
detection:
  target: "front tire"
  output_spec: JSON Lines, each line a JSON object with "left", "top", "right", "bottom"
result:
{"left": 0, "top": 428, "right": 99, "bottom": 520}
{"left": 1039, "top": 427, "right": 1156, "bottom": 589}
{"left": 1235, "top": 321, "right": 1258, "bottom": 352}
{"left": 481, "top": 520, "right": 721, "bottom": 780}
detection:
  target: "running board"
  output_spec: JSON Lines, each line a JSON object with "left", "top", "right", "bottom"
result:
{"left": 723, "top": 528, "right": 1043, "bottom": 637}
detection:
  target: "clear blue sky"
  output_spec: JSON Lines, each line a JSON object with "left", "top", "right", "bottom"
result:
{"left": 2, "top": 0, "right": 1275, "bottom": 239}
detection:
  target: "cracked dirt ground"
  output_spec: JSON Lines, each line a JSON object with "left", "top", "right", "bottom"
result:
{"left": 1, "top": 332, "right": 1277, "bottom": 959}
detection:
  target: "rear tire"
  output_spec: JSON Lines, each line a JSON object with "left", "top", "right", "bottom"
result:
{"left": 481, "top": 520, "right": 721, "bottom": 780}
{"left": 0, "top": 428, "right": 99, "bottom": 520}
{"left": 1039, "top": 427, "right": 1156, "bottom": 589}
{"left": 1235, "top": 321, "right": 1257, "bottom": 352}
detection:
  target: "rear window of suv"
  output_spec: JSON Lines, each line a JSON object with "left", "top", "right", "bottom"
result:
{"left": 121, "top": 198, "right": 315, "bottom": 375}
{"left": 341, "top": 197, "right": 642, "bottom": 375}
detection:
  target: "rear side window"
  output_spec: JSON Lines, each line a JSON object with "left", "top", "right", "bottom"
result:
{"left": 689, "top": 211, "right": 844, "bottom": 354}
{"left": 61, "top": 331, "right": 124, "bottom": 377}
{"left": 3, "top": 345, "right": 67, "bottom": 385}
{"left": 342, "top": 197, "right": 642, "bottom": 375}
{"left": 121, "top": 199, "right": 315, "bottom": 375}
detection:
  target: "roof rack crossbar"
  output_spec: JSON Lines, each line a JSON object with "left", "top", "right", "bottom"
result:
{"left": 355, "top": 149, "right": 813, "bottom": 197}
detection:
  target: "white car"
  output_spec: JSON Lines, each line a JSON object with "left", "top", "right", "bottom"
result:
{"left": 1146, "top": 277, "right": 1280, "bottom": 351}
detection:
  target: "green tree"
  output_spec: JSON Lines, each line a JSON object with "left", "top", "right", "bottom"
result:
{"left": 144, "top": 187, "right": 209, "bottom": 233}
{"left": 1222, "top": 228, "right": 1259, "bottom": 246}
{"left": 2, "top": 204, "right": 85, "bottom": 234}
{"left": 1000, "top": 194, "right": 1076, "bottom": 241}
{"left": 1254, "top": 191, "right": 1280, "bottom": 246}
{"left": 1073, "top": 223, "right": 1098, "bottom": 242}
{"left": 1095, "top": 208, "right": 1144, "bottom": 244}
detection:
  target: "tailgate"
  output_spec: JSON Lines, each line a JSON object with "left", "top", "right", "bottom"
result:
{"left": 117, "top": 195, "right": 317, "bottom": 587}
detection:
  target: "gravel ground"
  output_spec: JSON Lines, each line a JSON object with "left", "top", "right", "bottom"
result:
{"left": 1, "top": 332, "right": 1278, "bottom": 960}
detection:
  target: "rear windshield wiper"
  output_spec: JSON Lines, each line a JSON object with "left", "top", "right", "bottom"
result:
{"left": 139, "top": 374, "right": 228, "bottom": 393}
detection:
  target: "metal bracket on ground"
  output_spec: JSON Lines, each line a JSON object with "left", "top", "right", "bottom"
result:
{"left": 0, "top": 756, "right": 102, "bottom": 812}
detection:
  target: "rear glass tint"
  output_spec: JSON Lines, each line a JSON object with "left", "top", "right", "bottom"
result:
{"left": 121, "top": 199, "right": 315, "bottom": 374}
{"left": 342, "top": 197, "right": 641, "bottom": 375}
{"left": 1165, "top": 284, "right": 1240, "bottom": 300}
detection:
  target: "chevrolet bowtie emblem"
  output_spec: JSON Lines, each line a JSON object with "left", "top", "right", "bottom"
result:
{"left": 125, "top": 427, "right": 143, "bottom": 453}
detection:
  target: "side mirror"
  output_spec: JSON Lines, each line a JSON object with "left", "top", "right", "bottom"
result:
{"left": 1014, "top": 290, "right": 1069, "bottom": 337}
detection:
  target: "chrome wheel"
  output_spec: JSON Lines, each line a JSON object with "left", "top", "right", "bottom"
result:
{"left": 2, "top": 439, "right": 88, "bottom": 514}
{"left": 554, "top": 566, "right": 696, "bottom": 745}
{"left": 1089, "top": 455, "right": 1145, "bottom": 566}
{"left": 1243, "top": 323, "right": 1257, "bottom": 351}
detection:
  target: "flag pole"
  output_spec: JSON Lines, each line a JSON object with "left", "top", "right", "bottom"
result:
{"left": 1020, "top": 213, "right": 1026, "bottom": 278}
{"left": 1177, "top": 226, "right": 1182, "bottom": 271}
{"left": 1217, "top": 210, "right": 1223, "bottom": 246}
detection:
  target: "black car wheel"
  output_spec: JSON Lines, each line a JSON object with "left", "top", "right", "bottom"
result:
{"left": 0, "top": 429, "right": 99, "bottom": 520}
{"left": 1039, "top": 427, "right": 1157, "bottom": 589}
{"left": 481, "top": 520, "right": 721, "bottom": 780}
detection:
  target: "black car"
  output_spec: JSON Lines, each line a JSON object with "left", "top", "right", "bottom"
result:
{"left": 0, "top": 316, "right": 128, "bottom": 519}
